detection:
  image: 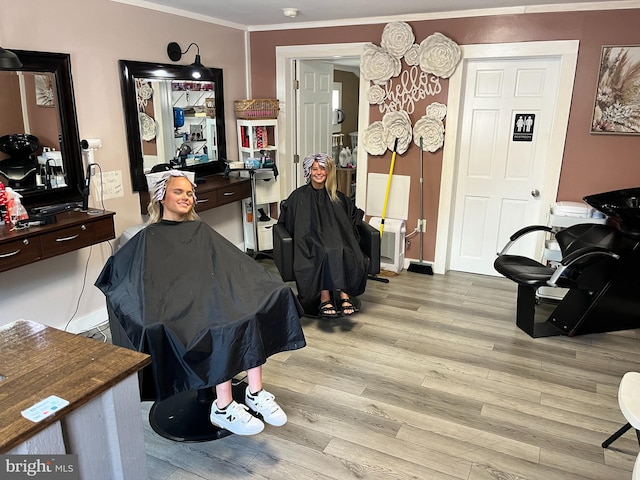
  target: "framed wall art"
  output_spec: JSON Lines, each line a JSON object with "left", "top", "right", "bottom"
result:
{"left": 591, "top": 45, "right": 640, "bottom": 134}
{"left": 35, "top": 73, "right": 55, "bottom": 107}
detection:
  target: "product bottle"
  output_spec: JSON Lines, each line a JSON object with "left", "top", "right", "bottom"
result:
{"left": 6, "top": 187, "right": 28, "bottom": 223}
{"left": 246, "top": 200, "right": 253, "bottom": 223}
{"left": 0, "top": 182, "right": 7, "bottom": 225}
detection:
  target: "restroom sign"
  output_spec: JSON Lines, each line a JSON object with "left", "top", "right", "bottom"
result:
{"left": 513, "top": 113, "right": 535, "bottom": 142}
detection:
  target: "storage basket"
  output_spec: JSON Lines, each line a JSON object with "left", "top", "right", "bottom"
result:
{"left": 234, "top": 99, "right": 279, "bottom": 119}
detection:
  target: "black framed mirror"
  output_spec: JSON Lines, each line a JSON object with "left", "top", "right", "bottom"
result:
{"left": 0, "top": 50, "right": 83, "bottom": 208}
{"left": 119, "top": 60, "right": 227, "bottom": 192}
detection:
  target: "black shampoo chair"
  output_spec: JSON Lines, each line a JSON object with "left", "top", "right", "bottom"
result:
{"left": 494, "top": 222, "right": 640, "bottom": 337}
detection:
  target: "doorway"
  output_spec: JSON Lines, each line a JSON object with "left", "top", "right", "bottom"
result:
{"left": 275, "top": 43, "right": 369, "bottom": 207}
{"left": 434, "top": 40, "right": 580, "bottom": 275}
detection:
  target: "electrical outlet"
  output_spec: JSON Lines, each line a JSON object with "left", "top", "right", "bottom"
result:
{"left": 417, "top": 219, "right": 427, "bottom": 233}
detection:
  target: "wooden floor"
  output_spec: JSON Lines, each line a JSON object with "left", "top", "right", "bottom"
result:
{"left": 132, "top": 262, "right": 640, "bottom": 480}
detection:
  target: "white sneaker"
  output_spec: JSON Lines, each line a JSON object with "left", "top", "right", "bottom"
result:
{"left": 245, "top": 388, "right": 288, "bottom": 427}
{"left": 209, "top": 400, "right": 264, "bottom": 435}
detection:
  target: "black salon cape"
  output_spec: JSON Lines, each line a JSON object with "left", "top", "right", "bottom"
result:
{"left": 279, "top": 184, "right": 369, "bottom": 307}
{"left": 95, "top": 220, "right": 305, "bottom": 401}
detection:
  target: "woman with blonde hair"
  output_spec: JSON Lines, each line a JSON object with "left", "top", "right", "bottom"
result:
{"left": 278, "top": 154, "right": 369, "bottom": 318}
{"left": 96, "top": 170, "right": 305, "bottom": 436}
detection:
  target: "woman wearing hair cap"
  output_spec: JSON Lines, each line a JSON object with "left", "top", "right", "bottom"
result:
{"left": 96, "top": 170, "right": 305, "bottom": 436}
{"left": 278, "top": 154, "right": 369, "bottom": 318}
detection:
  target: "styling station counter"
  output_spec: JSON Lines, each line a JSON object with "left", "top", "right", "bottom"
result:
{"left": 0, "top": 210, "right": 115, "bottom": 273}
{"left": 0, "top": 319, "right": 151, "bottom": 479}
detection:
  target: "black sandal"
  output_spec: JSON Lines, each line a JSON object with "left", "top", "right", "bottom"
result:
{"left": 318, "top": 300, "right": 340, "bottom": 318}
{"left": 340, "top": 298, "right": 355, "bottom": 315}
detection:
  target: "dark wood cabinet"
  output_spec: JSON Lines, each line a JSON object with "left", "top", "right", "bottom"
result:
{"left": 0, "top": 210, "right": 115, "bottom": 273}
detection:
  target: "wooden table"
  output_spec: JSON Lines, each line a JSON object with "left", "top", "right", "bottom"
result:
{"left": 0, "top": 320, "right": 151, "bottom": 479}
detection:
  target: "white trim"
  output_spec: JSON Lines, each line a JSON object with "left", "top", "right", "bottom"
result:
{"left": 109, "top": 0, "right": 640, "bottom": 31}
{"left": 433, "top": 40, "right": 579, "bottom": 275}
{"left": 275, "top": 43, "right": 370, "bottom": 208}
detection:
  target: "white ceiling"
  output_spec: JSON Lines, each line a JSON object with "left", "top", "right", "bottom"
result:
{"left": 115, "top": 0, "right": 637, "bottom": 30}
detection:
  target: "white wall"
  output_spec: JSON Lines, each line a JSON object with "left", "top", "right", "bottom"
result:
{"left": 0, "top": 0, "right": 247, "bottom": 331}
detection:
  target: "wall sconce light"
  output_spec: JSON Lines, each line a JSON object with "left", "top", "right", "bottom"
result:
{"left": 167, "top": 42, "right": 211, "bottom": 80}
{"left": 0, "top": 46, "right": 22, "bottom": 70}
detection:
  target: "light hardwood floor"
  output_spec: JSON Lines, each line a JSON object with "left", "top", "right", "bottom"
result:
{"left": 134, "top": 262, "right": 640, "bottom": 480}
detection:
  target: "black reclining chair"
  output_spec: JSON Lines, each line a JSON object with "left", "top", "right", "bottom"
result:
{"left": 272, "top": 214, "right": 382, "bottom": 314}
{"left": 494, "top": 222, "right": 640, "bottom": 337}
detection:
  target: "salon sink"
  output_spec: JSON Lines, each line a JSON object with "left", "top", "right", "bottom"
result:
{"left": 584, "top": 187, "right": 640, "bottom": 237}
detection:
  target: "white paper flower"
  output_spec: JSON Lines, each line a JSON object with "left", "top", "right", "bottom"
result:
{"left": 425, "top": 102, "right": 447, "bottom": 121}
{"left": 382, "top": 110, "right": 412, "bottom": 154}
{"left": 367, "top": 85, "right": 386, "bottom": 105}
{"left": 404, "top": 44, "right": 420, "bottom": 66}
{"left": 413, "top": 117, "right": 445, "bottom": 152}
{"left": 362, "top": 121, "right": 387, "bottom": 156}
{"left": 361, "top": 43, "right": 402, "bottom": 85}
{"left": 418, "top": 32, "right": 462, "bottom": 79}
{"left": 381, "top": 21, "right": 415, "bottom": 59}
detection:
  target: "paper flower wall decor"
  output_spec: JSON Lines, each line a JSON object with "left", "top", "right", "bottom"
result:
{"left": 382, "top": 110, "right": 413, "bottom": 154}
{"left": 360, "top": 22, "right": 461, "bottom": 155}
{"left": 366, "top": 85, "right": 386, "bottom": 105}
{"left": 361, "top": 43, "right": 402, "bottom": 85}
{"left": 404, "top": 44, "right": 420, "bottom": 66}
{"left": 413, "top": 102, "right": 447, "bottom": 152}
{"left": 380, "top": 21, "right": 415, "bottom": 59}
{"left": 362, "top": 121, "right": 387, "bottom": 156}
{"left": 418, "top": 32, "right": 462, "bottom": 79}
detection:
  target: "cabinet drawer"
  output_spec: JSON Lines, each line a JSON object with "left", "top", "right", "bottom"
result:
{"left": 216, "top": 182, "right": 251, "bottom": 207}
{"left": 255, "top": 171, "right": 280, "bottom": 204}
{"left": 40, "top": 222, "right": 105, "bottom": 258}
{"left": 0, "top": 237, "right": 41, "bottom": 272}
{"left": 194, "top": 189, "right": 218, "bottom": 211}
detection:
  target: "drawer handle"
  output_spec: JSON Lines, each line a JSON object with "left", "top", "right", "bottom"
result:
{"left": 222, "top": 191, "right": 235, "bottom": 196}
{"left": 197, "top": 199, "right": 210, "bottom": 204}
{"left": 56, "top": 234, "right": 80, "bottom": 242}
{"left": 0, "top": 239, "right": 30, "bottom": 257}
{"left": 55, "top": 224, "right": 88, "bottom": 241}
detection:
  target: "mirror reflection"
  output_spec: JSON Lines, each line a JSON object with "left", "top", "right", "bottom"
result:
{"left": 0, "top": 50, "right": 82, "bottom": 208}
{"left": 0, "top": 71, "right": 66, "bottom": 192}
{"left": 119, "top": 60, "right": 227, "bottom": 192}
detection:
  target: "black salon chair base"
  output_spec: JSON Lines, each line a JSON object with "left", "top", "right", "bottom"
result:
{"left": 148, "top": 381, "right": 247, "bottom": 442}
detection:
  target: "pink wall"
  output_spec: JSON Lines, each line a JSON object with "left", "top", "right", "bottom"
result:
{"left": 0, "top": 0, "right": 247, "bottom": 329}
{"left": 249, "top": 9, "right": 640, "bottom": 262}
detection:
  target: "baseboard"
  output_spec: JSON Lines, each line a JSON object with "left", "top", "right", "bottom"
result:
{"left": 65, "top": 307, "right": 109, "bottom": 334}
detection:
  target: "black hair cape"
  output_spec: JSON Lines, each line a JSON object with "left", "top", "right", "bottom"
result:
{"left": 95, "top": 220, "right": 305, "bottom": 401}
{"left": 278, "top": 184, "right": 369, "bottom": 309}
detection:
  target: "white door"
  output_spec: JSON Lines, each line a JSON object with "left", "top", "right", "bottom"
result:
{"left": 296, "top": 60, "right": 333, "bottom": 188}
{"left": 449, "top": 57, "right": 562, "bottom": 275}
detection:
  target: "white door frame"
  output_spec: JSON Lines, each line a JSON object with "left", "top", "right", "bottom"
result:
{"left": 433, "top": 40, "right": 579, "bottom": 274}
{"left": 276, "top": 43, "right": 369, "bottom": 207}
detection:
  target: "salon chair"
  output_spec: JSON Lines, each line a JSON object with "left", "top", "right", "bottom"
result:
{"left": 494, "top": 221, "right": 640, "bottom": 337}
{"left": 272, "top": 207, "right": 382, "bottom": 315}
{"left": 0, "top": 134, "right": 39, "bottom": 191}
{"left": 110, "top": 224, "right": 246, "bottom": 442}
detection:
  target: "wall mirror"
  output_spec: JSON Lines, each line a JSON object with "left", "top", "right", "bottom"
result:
{"left": 119, "top": 60, "right": 227, "bottom": 192}
{"left": 0, "top": 50, "right": 83, "bottom": 208}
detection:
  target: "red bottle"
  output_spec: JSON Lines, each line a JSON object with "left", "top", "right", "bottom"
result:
{"left": 0, "top": 182, "right": 8, "bottom": 225}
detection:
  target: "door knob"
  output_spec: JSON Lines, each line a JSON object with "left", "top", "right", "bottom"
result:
{"left": 531, "top": 189, "right": 540, "bottom": 198}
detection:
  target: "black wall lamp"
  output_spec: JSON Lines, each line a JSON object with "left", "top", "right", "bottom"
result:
{"left": 167, "top": 42, "right": 211, "bottom": 79}
{"left": 0, "top": 46, "right": 22, "bottom": 70}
